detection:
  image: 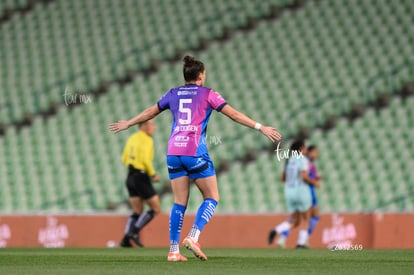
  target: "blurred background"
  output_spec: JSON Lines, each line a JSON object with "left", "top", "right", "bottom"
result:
{"left": 1, "top": 0, "right": 413, "bottom": 216}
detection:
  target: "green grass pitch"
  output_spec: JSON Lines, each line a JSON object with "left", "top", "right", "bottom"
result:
{"left": 1, "top": 248, "right": 413, "bottom": 275}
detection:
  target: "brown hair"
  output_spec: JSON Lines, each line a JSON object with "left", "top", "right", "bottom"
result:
{"left": 183, "top": 55, "right": 205, "bottom": 82}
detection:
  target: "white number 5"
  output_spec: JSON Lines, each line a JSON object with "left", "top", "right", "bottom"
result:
{"left": 179, "top": 98, "right": 192, "bottom": 125}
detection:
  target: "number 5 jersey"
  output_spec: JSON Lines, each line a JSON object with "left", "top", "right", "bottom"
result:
{"left": 157, "top": 83, "right": 227, "bottom": 156}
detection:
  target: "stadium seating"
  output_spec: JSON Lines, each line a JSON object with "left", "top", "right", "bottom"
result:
{"left": 1, "top": 0, "right": 413, "bottom": 213}
{"left": 0, "top": 0, "right": 293, "bottom": 125}
{"left": 0, "top": 0, "right": 29, "bottom": 16}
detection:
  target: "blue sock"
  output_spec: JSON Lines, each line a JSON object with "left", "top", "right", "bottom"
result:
{"left": 308, "top": 216, "right": 320, "bottom": 235}
{"left": 281, "top": 229, "right": 290, "bottom": 238}
{"left": 188, "top": 198, "right": 218, "bottom": 241}
{"left": 169, "top": 203, "right": 186, "bottom": 252}
{"left": 281, "top": 217, "right": 292, "bottom": 237}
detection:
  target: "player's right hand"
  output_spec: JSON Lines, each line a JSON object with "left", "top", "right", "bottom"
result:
{"left": 109, "top": 120, "right": 130, "bottom": 133}
{"left": 152, "top": 175, "right": 161, "bottom": 182}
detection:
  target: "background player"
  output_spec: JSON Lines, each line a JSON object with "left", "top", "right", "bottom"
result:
{"left": 119, "top": 119, "right": 161, "bottom": 248}
{"left": 306, "top": 145, "right": 322, "bottom": 240}
{"left": 268, "top": 140, "right": 319, "bottom": 248}
{"left": 276, "top": 144, "right": 322, "bottom": 248}
{"left": 110, "top": 56, "right": 281, "bottom": 261}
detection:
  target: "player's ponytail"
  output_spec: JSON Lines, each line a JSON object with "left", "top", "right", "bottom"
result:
{"left": 183, "top": 56, "right": 195, "bottom": 66}
{"left": 183, "top": 55, "right": 205, "bottom": 82}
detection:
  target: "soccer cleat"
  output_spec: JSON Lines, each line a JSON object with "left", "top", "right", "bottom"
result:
{"left": 167, "top": 252, "right": 188, "bottom": 262}
{"left": 182, "top": 236, "right": 207, "bottom": 261}
{"left": 296, "top": 244, "right": 309, "bottom": 249}
{"left": 268, "top": 230, "right": 277, "bottom": 245}
{"left": 119, "top": 236, "right": 132, "bottom": 248}
{"left": 127, "top": 234, "right": 144, "bottom": 247}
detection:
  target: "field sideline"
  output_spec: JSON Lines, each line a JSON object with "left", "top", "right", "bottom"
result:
{"left": 1, "top": 248, "right": 413, "bottom": 275}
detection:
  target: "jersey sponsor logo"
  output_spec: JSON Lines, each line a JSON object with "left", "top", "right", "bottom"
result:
{"left": 174, "top": 125, "right": 198, "bottom": 132}
{"left": 174, "top": 136, "right": 190, "bottom": 141}
{"left": 174, "top": 142, "right": 188, "bottom": 147}
{"left": 177, "top": 90, "right": 198, "bottom": 96}
{"left": 0, "top": 224, "right": 11, "bottom": 248}
{"left": 38, "top": 216, "right": 69, "bottom": 248}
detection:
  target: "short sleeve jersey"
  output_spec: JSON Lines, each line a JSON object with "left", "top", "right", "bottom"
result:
{"left": 285, "top": 155, "right": 309, "bottom": 188}
{"left": 157, "top": 84, "right": 227, "bottom": 156}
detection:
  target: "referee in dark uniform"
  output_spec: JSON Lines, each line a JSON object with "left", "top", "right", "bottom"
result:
{"left": 120, "top": 119, "right": 161, "bottom": 247}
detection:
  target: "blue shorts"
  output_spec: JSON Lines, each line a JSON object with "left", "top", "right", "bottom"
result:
{"left": 309, "top": 185, "right": 318, "bottom": 207}
{"left": 166, "top": 155, "right": 216, "bottom": 180}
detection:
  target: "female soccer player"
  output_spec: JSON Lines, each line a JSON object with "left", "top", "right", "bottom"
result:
{"left": 276, "top": 144, "right": 322, "bottom": 248}
{"left": 109, "top": 56, "right": 281, "bottom": 261}
{"left": 268, "top": 140, "right": 319, "bottom": 248}
{"left": 306, "top": 145, "right": 322, "bottom": 238}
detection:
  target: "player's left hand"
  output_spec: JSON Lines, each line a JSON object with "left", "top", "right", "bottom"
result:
{"left": 260, "top": 126, "right": 282, "bottom": 142}
{"left": 109, "top": 120, "right": 130, "bottom": 133}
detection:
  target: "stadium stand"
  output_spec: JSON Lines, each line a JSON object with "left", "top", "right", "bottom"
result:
{"left": 0, "top": 0, "right": 413, "bottom": 213}
{"left": 0, "top": 0, "right": 34, "bottom": 23}
{"left": 0, "top": 0, "right": 293, "bottom": 125}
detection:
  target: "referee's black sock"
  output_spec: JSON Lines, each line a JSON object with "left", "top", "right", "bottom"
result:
{"left": 133, "top": 210, "right": 157, "bottom": 233}
{"left": 125, "top": 213, "right": 140, "bottom": 237}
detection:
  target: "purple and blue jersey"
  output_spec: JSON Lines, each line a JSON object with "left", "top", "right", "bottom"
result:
{"left": 157, "top": 83, "right": 227, "bottom": 157}
{"left": 308, "top": 160, "right": 319, "bottom": 206}
{"left": 308, "top": 161, "right": 318, "bottom": 181}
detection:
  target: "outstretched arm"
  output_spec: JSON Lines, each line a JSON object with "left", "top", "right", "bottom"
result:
{"left": 220, "top": 104, "right": 281, "bottom": 142}
{"left": 108, "top": 104, "right": 160, "bottom": 133}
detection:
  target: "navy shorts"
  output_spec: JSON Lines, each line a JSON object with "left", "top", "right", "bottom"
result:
{"left": 167, "top": 155, "right": 216, "bottom": 180}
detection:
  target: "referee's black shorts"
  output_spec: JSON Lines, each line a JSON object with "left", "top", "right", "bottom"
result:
{"left": 125, "top": 166, "right": 157, "bottom": 199}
